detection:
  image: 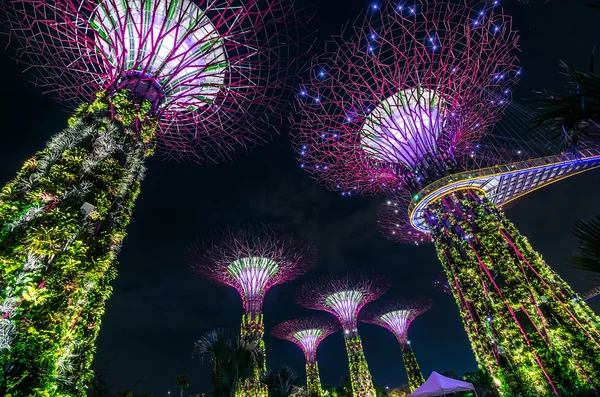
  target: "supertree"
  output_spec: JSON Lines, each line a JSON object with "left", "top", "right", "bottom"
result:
{"left": 0, "top": 0, "right": 296, "bottom": 394}
{"left": 190, "top": 224, "right": 315, "bottom": 397}
{"left": 271, "top": 317, "right": 339, "bottom": 396}
{"left": 360, "top": 298, "right": 432, "bottom": 392}
{"left": 297, "top": 270, "right": 390, "bottom": 397}
{"left": 294, "top": 0, "right": 600, "bottom": 395}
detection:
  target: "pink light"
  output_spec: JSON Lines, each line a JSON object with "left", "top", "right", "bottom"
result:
{"left": 325, "top": 290, "right": 363, "bottom": 327}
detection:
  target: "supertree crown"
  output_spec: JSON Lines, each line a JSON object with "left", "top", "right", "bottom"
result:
{"left": 189, "top": 225, "right": 316, "bottom": 313}
{"left": 271, "top": 317, "right": 339, "bottom": 361}
{"left": 294, "top": 0, "right": 520, "bottom": 195}
{"left": 361, "top": 298, "right": 432, "bottom": 343}
{"left": 297, "top": 270, "right": 390, "bottom": 331}
{"left": 2, "top": 0, "right": 297, "bottom": 162}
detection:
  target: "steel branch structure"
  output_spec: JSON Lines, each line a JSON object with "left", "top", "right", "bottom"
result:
{"left": 297, "top": 271, "right": 389, "bottom": 397}
{"left": 361, "top": 298, "right": 432, "bottom": 392}
{"left": 0, "top": 1, "right": 296, "bottom": 394}
{"left": 294, "top": 0, "right": 600, "bottom": 395}
{"left": 190, "top": 224, "right": 315, "bottom": 397}
{"left": 272, "top": 317, "right": 339, "bottom": 396}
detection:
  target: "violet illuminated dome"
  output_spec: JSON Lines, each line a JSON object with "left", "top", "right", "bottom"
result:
{"left": 271, "top": 317, "right": 339, "bottom": 361}
{"left": 3, "top": 0, "right": 296, "bottom": 162}
{"left": 294, "top": 0, "right": 519, "bottom": 194}
{"left": 297, "top": 270, "right": 390, "bottom": 331}
{"left": 361, "top": 298, "right": 432, "bottom": 344}
{"left": 189, "top": 225, "right": 316, "bottom": 313}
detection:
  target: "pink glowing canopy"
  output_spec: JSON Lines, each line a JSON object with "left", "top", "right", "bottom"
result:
{"left": 294, "top": 0, "right": 519, "bottom": 194}
{"left": 271, "top": 317, "right": 339, "bottom": 362}
{"left": 361, "top": 298, "right": 432, "bottom": 343}
{"left": 190, "top": 225, "right": 315, "bottom": 313}
{"left": 297, "top": 270, "right": 390, "bottom": 330}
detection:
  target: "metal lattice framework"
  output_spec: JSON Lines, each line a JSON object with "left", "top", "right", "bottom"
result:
{"left": 190, "top": 224, "right": 315, "bottom": 313}
{"left": 297, "top": 270, "right": 389, "bottom": 331}
{"left": 271, "top": 317, "right": 339, "bottom": 362}
{"left": 294, "top": 0, "right": 519, "bottom": 196}
{"left": 2, "top": 0, "right": 297, "bottom": 163}
{"left": 361, "top": 298, "right": 432, "bottom": 344}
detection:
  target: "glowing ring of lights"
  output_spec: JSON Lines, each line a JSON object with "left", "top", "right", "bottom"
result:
{"left": 409, "top": 150, "right": 600, "bottom": 233}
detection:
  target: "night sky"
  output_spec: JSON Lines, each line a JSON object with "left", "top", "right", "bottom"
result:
{"left": 1, "top": 0, "right": 600, "bottom": 395}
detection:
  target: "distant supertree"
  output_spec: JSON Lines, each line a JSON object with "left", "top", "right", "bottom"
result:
{"left": 294, "top": 0, "right": 600, "bottom": 394}
{"left": 297, "top": 271, "right": 389, "bottom": 397}
{"left": 0, "top": 0, "right": 295, "bottom": 394}
{"left": 190, "top": 225, "right": 315, "bottom": 397}
{"left": 271, "top": 317, "right": 339, "bottom": 396}
{"left": 361, "top": 298, "right": 432, "bottom": 392}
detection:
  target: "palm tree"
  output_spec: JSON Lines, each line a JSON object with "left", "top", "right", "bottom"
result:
{"left": 175, "top": 375, "right": 191, "bottom": 397}
{"left": 464, "top": 370, "right": 500, "bottom": 397}
{"left": 263, "top": 367, "right": 299, "bottom": 397}
{"left": 530, "top": 3, "right": 600, "bottom": 152}
{"left": 572, "top": 215, "right": 600, "bottom": 274}
{"left": 193, "top": 329, "right": 262, "bottom": 397}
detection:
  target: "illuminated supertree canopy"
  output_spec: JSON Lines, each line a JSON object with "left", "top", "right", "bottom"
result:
{"left": 361, "top": 298, "right": 432, "bottom": 392}
{"left": 190, "top": 224, "right": 315, "bottom": 397}
{"left": 271, "top": 317, "right": 339, "bottom": 396}
{"left": 3, "top": 0, "right": 295, "bottom": 162}
{"left": 294, "top": 0, "right": 519, "bottom": 196}
{"left": 294, "top": 1, "right": 600, "bottom": 395}
{"left": 0, "top": 1, "right": 296, "bottom": 395}
{"left": 297, "top": 271, "right": 389, "bottom": 397}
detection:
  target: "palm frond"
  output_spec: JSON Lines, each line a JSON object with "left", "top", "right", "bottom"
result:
{"left": 572, "top": 215, "right": 600, "bottom": 273}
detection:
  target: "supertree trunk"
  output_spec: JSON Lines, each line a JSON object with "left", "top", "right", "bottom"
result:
{"left": 238, "top": 312, "right": 268, "bottom": 397}
{"left": 398, "top": 342, "right": 424, "bottom": 392}
{"left": 426, "top": 189, "right": 600, "bottom": 396}
{"left": 305, "top": 359, "right": 322, "bottom": 397}
{"left": 344, "top": 331, "right": 376, "bottom": 397}
{"left": 0, "top": 90, "right": 155, "bottom": 396}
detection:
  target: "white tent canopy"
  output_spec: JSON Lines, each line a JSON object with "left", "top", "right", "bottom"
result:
{"left": 410, "top": 371, "right": 477, "bottom": 397}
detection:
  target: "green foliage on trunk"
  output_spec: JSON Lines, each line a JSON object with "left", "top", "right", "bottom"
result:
{"left": 0, "top": 90, "right": 156, "bottom": 396}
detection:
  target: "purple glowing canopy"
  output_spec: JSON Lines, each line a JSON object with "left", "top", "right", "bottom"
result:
{"left": 361, "top": 298, "right": 432, "bottom": 343}
{"left": 271, "top": 317, "right": 339, "bottom": 361}
{"left": 190, "top": 225, "right": 316, "bottom": 313}
{"left": 297, "top": 270, "right": 390, "bottom": 330}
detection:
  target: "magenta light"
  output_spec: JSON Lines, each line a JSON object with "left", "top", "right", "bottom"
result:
{"left": 298, "top": 271, "right": 390, "bottom": 330}
{"left": 190, "top": 225, "right": 315, "bottom": 313}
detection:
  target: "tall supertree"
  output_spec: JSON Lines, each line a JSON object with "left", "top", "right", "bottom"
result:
{"left": 360, "top": 298, "right": 432, "bottom": 392}
{"left": 0, "top": 0, "right": 296, "bottom": 394}
{"left": 271, "top": 317, "right": 339, "bottom": 396}
{"left": 190, "top": 225, "right": 315, "bottom": 397}
{"left": 297, "top": 271, "right": 389, "bottom": 397}
{"left": 294, "top": 0, "right": 600, "bottom": 395}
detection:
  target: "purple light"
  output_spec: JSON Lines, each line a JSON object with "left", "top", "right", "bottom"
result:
{"left": 228, "top": 257, "right": 279, "bottom": 302}
{"left": 361, "top": 87, "right": 445, "bottom": 168}
{"left": 326, "top": 290, "right": 363, "bottom": 328}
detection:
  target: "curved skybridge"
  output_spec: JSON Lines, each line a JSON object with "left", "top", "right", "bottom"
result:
{"left": 410, "top": 148, "right": 600, "bottom": 233}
